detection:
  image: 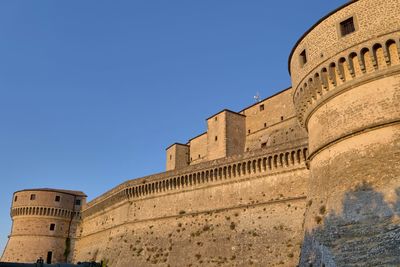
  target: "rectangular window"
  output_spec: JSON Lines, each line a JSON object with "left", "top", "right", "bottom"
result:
{"left": 300, "top": 50, "right": 307, "bottom": 66}
{"left": 340, "top": 17, "right": 355, "bottom": 36}
{"left": 215, "top": 117, "right": 218, "bottom": 121}
{"left": 75, "top": 199, "right": 81, "bottom": 206}
{"left": 259, "top": 104, "right": 264, "bottom": 111}
{"left": 55, "top": 196, "right": 60, "bottom": 202}
{"left": 49, "top": 223, "right": 55, "bottom": 231}
{"left": 14, "top": 196, "right": 18, "bottom": 202}
{"left": 264, "top": 123, "right": 267, "bottom": 128}
{"left": 30, "top": 194, "right": 36, "bottom": 200}
{"left": 248, "top": 129, "right": 251, "bottom": 134}
{"left": 215, "top": 136, "right": 218, "bottom": 141}
{"left": 169, "top": 155, "right": 172, "bottom": 160}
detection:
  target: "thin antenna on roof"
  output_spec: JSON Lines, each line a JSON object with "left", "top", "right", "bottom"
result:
{"left": 253, "top": 92, "right": 260, "bottom": 102}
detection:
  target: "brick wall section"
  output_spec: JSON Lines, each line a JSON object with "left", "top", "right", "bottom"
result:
{"left": 166, "top": 144, "right": 189, "bottom": 171}
{"left": 225, "top": 111, "right": 246, "bottom": 157}
{"left": 189, "top": 133, "right": 208, "bottom": 164}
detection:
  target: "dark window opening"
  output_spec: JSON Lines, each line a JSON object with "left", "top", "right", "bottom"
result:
{"left": 215, "top": 116, "right": 218, "bottom": 121}
{"left": 169, "top": 155, "right": 172, "bottom": 160}
{"left": 55, "top": 196, "right": 60, "bottom": 202}
{"left": 46, "top": 251, "right": 52, "bottom": 264}
{"left": 340, "top": 17, "right": 355, "bottom": 36}
{"left": 75, "top": 199, "right": 81, "bottom": 206}
{"left": 259, "top": 104, "right": 264, "bottom": 111}
{"left": 198, "top": 154, "right": 201, "bottom": 159}
{"left": 261, "top": 142, "right": 267, "bottom": 148}
{"left": 248, "top": 129, "right": 251, "bottom": 134}
{"left": 30, "top": 194, "right": 36, "bottom": 200}
{"left": 281, "top": 116, "right": 284, "bottom": 121}
{"left": 215, "top": 136, "right": 218, "bottom": 141}
{"left": 264, "top": 123, "right": 267, "bottom": 128}
{"left": 49, "top": 223, "right": 55, "bottom": 231}
{"left": 14, "top": 196, "right": 18, "bottom": 202}
{"left": 300, "top": 49, "right": 307, "bottom": 66}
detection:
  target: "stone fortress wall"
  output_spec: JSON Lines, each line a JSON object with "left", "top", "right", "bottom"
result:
{"left": 289, "top": 0, "right": 400, "bottom": 265}
{"left": 1, "top": 189, "right": 86, "bottom": 264}
{"left": 2, "top": 0, "right": 400, "bottom": 266}
{"left": 71, "top": 84, "right": 310, "bottom": 266}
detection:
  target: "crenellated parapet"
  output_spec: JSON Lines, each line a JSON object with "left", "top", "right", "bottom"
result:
{"left": 83, "top": 140, "right": 309, "bottom": 218}
{"left": 293, "top": 33, "right": 400, "bottom": 128}
{"left": 11, "top": 206, "right": 81, "bottom": 220}
{"left": 290, "top": 0, "right": 400, "bottom": 129}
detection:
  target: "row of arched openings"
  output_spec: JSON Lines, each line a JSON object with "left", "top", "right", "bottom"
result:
{"left": 295, "top": 37, "right": 400, "bottom": 122}
{"left": 125, "top": 147, "right": 308, "bottom": 199}
{"left": 12, "top": 206, "right": 80, "bottom": 219}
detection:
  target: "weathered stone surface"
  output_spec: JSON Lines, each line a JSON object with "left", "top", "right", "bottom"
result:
{"left": 2, "top": 0, "right": 400, "bottom": 266}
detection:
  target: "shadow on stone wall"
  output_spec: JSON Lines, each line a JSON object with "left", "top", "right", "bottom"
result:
{"left": 299, "top": 182, "right": 400, "bottom": 267}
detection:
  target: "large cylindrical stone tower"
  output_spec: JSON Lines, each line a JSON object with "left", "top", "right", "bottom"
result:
{"left": 1, "top": 188, "right": 86, "bottom": 264}
{"left": 289, "top": 0, "right": 400, "bottom": 266}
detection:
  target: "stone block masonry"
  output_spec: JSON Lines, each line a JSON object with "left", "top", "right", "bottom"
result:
{"left": 2, "top": 0, "right": 400, "bottom": 266}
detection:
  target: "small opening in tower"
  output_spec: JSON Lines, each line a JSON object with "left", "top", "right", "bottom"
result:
{"left": 14, "top": 196, "right": 18, "bottom": 202}
{"left": 215, "top": 136, "right": 218, "bottom": 141}
{"left": 264, "top": 123, "right": 267, "bottom": 128}
{"left": 169, "top": 154, "right": 172, "bottom": 160}
{"left": 49, "top": 223, "right": 55, "bottom": 231}
{"left": 259, "top": 104, "right": 264, "bottom": 111}
{"left": 281, "top": 116, "right": 284, "bottom": 121}
{"left": 248, "top": 129, "right": 251, "bottom": 134}
{"left": 215, "top": 116, "right": 218, "bottom": 121}
{"left": 198, "top": 154, "right": 201, "bottom": 159}
{"left": 30, "top": 194, "right": 36, "bottom": 200}
{"left": 55, "top": 195, "right": 60, "bottom": 202}
{"left": 261, "top": 142, "right": 267, "bottom": 148}
{"left": 75, "top": 199, "right": 81, "bottom": 206}
{"left": 300, "top": 49, "right": 307, "bottom": 66}
{"left": 340, "top": 17, "right": 355, "bottom": 36}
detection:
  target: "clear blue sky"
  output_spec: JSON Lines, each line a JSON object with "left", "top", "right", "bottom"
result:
{"left": 0, "top": 0, "right": 346, "bottom": 255}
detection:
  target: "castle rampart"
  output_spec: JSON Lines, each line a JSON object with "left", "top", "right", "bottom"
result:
{"left": 73, "top": 137, "right": 309, "bottom": 266}
{"left": 83, "top": 138, "right": 308, "bottom": 217}
{"left": 2, "top": 1, "right": 399, "bottom": 266}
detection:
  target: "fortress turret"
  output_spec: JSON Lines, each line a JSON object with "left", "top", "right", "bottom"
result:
{"left": 289, "top": 0, "right": 400, "bottom": 265}
{"left": 1, "top": 188, "right": 86, "bottom": 264}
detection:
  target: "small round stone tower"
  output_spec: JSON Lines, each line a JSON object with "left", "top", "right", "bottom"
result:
{"left": 289, "top": 0, "right": 400, "bottom": 265}
{"left": 1, "top": 188, "right": 86, "bottom": 264}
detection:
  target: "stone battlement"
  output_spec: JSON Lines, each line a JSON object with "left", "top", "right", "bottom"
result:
{"left": 293, "top": 32, "right": 400, "bottom": 127}
{"left": 83, "top": 138, "right": 308, "bottom": 218}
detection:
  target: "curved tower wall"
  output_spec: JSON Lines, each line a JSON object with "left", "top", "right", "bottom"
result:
{"left": 1, "top": 189, "right": 86, "bottom": 264}
{"left": 290, "top": 0, "right": 400, "bottom": 265}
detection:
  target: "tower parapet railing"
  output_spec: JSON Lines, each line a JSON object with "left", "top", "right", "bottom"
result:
{"left": 293, "top": 32, "right": 400, "bottom": 128}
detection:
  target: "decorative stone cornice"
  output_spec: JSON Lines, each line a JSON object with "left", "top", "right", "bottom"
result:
{"left": 293, "top": 32, "right": 400, "bottom": 129}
